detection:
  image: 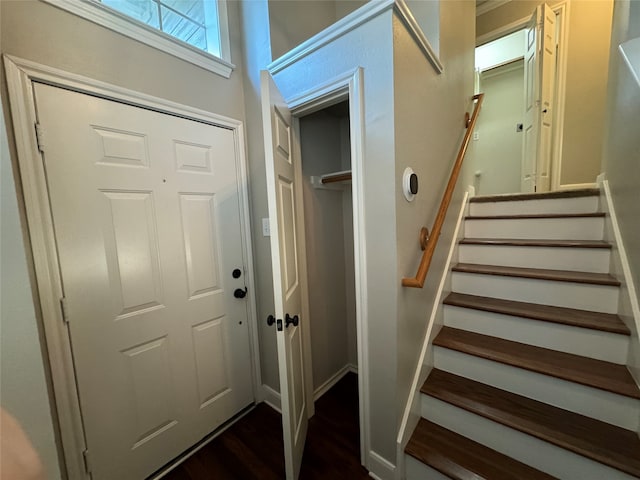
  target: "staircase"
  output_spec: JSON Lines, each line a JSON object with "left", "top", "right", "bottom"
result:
{"left": 405, "top": 188, "right": 640, "bottom": 480}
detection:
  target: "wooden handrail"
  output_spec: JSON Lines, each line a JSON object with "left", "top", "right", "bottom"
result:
{"left": 402, "top": 93, "right": 484, "bottom": 288}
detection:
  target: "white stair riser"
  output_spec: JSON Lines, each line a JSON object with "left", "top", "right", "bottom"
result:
{"left": 443, "top": 305, "right": 629, "bottom": 363}
{"left": 464, "top": 216, "right": 604, "bottom": 240}
{"left": 421, "top": 396, "right": 637, "bottom": 480}
{"left": 452, "top": 272, "right": 619, "bottom": 313}
{"left": 433, "top": 347, "right": 640, "bottom": 430}
{"left": 405, "top": 455, "right": 451, "bottom": 480}
{"left": 469, "top": 195, "right": 600, "bottom": 216}
{"left": 458, "top": 244, "right": 610, "bottom": 273}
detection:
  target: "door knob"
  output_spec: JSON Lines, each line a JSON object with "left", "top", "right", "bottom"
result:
{"left": 234, "top": 287, "right": 247, "bottom": 299}
{"left": 285, "top": 313, "right": 299, "bottom": 328}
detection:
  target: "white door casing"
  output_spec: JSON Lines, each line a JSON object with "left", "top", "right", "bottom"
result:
{"left": 34, "top": 83, "right": 253, "bottom": 480}
{"left": 522, "top": 3, "right": 556, "bottom": 193}
{"left": 261, "top": 70, "right": 310, "bottom": 479}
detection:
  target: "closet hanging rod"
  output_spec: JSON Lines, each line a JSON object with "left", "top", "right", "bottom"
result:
{"left": 321, "top": 170, "right": 352, "bottom": 184}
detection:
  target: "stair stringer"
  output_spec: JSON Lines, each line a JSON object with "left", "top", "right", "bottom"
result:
{"left": 395, "top": 186, "right": 472, "bottom": 480}
{"left": 599, "top": 175, "right": 640, "bottom": 435}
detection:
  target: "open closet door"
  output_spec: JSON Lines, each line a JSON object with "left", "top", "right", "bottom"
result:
{"left": 260, "top": 70, "right": 309, "bottom": 479}
{"left": 522, "top": 2, "right": 556, "bottom": 192}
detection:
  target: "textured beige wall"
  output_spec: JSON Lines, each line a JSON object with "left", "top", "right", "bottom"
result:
{"left": 477, "top": 0, "right": 614, "bottom": 187}
{"left": 394, "top": 0, "right": 475, "bottom": 432}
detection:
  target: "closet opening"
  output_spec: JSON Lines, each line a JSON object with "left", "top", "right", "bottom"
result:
{"left": 298, "top": 99, "right": 361, "bottom": 461}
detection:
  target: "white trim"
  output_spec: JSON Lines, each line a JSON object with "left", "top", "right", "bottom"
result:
{"left": 349, "top": 363, "right": 359, "bottom": 374}
{"left": 262, "top": 384, "right": 282, "bottom": 413}
{"left": 313, "top": 365, "right": 352, "bottom": 401}
{"left": 558, "top": 182, "right": 598, "bottom": 190}
{"left": 286, "top": 67, "right": 371, "bottom": 469}
{"left": 393, "top": 0, "right": 444, "bottom": 73}
{"left": 476, "top": 0, "right": 511, "bottom": 17}
{"left": 395, "top": 189, "right": 470, "bottom": 480}
{"left": 598, "top": 177, "right": 640, "bottom": 386}
{"left": 3, "top": 54, "right": 261, "bottom": 479}
{"left": 368, "top": 451, "right": 396, "bottom": 480}
{"left": 550, "top": 1, "right": 570, "bottom": 192}
{"left": 40, "top": 0, "right": 235, "bottom": 78}
{"left": 268, "top": 0, "right": 442, "bottom": 75}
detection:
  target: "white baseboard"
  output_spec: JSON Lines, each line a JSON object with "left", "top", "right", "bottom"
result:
{"left": 349, "top": 363, "right": 359, "bottom": 374}
{"left": 313, "top": 364, "right": 354, "bottom": 401}
{"left": 396, "top": 189, "right": 471, "bottom": 458}
{"left": 262, "top": 384, "right": 281, "bottom": 413}
{"left": 368, "top": 450, "right": 396, "bottom": 480}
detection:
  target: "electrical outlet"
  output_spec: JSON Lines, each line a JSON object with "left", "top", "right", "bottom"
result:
{"left": 473, "top": 132, "right": 480, "bottom": 141}
{"left": 262, "top": 218, "right": 270, "bottom": 237}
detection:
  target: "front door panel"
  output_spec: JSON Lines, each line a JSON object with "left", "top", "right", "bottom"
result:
{"left": 34, "top": 83, "right": 253, "bottom": 480}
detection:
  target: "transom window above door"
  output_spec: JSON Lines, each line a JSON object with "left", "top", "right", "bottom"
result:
{"left": 100, "top": 0, "right": 220, "bottom": 56}
{"left": 42, "top": 0, "right": 233, "bottom": 77}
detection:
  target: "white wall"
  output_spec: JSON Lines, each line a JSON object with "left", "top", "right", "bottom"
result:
{"left": 475, "top": 29, "right": 524, "bottom": 71}
{"left": 299, "top": 107, "right": 355, "bottom": 392}
{"left": 238, "top": 0, "right": 281, "bottom": 396}
{"left": 271, "top": 9, "right": 398, "bottom": 468}
{"left": 1, "top": 98, "right": 61, "bottom": 479}
{"left": 471, "top": 60, "right": 524, "bottom": 195}
{"left": 601, "top": 0, "right": 640, "bottom": 382}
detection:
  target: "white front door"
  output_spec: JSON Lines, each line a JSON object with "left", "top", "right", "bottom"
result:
{"left": 522, "top": 2, "right": 556, "bottom": 192}
{"left": 260, "top": 71, "right": 310, "bottom": 479}
{"left": 34, "top": 83, "right": 253, "bottom": 480}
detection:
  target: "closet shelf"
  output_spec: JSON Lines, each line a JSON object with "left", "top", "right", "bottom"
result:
{"left": 311, "top": 170, "right": 352, "bottom": 190}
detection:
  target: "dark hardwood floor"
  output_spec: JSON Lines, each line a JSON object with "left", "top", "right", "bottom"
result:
{"left": 161, "top": 373, "right": 369, "bottom": 479}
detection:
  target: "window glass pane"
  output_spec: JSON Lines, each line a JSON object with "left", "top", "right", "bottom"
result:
{"left": 160, "top": 5, "right": 207, "bottom": 50}
{"left": 97, "top": 0, "right": 219, "bottom": 57}
{"left": 101, "top": 0, "right": 160, "bottom": 29}
{"left": 163, "top": 0, "right": 205, "bottom": 25}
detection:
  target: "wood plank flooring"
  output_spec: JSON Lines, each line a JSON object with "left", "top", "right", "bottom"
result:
{"left": 160, "top": 373, "right": 368, "bottom": 479}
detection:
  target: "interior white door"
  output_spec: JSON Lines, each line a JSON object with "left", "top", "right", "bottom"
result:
{"left": 522, "top": 3, "right": 556, "bottom": 192}
{"left": 260, "top": 71, "right": 309, "bottom": 479}
{"left": 34, "top": 83, "right": 253, "bottom": 480}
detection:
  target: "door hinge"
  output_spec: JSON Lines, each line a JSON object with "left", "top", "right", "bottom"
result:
{"left": 35, "top": 123, "right": 45, "bottom": 152}
{"left": 82, "top": 449, "right": 92, "bottom": 474}
{"left": 60, "top": 297, "right": 69, "bottom": 324}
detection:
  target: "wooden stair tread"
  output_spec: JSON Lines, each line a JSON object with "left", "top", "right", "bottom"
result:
{"left": 470, "top": 188, "right": 600, "bottom": 203}
{"left": 443, "top": 292, "right": 630, "bottom": 335}
{"left": 433, "top": 327, "right": 640, "bottom": 399}
{"left": 465, "top": 212, "right": 604, "bottom": 220}
{"left": 421, "top": 369, "right": 640, "bottom": 477}
{"left": 460, "top": 238, "right": 612, "bottom": 249}
{"left": 406, "top": 418, "right": 558, "bottom": 480}
{"left": 452, "top": 263, "right": 621, "bottom": 286}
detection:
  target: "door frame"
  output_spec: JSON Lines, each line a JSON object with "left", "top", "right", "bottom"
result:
{"left": 279, "top": 67, "right": 370, "bottom": 468}
{"left": 476, "top": 0, "right": 570, "bottom": 192}
{"left": 3, "top": 54, "right": 263, "bottom": 479}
